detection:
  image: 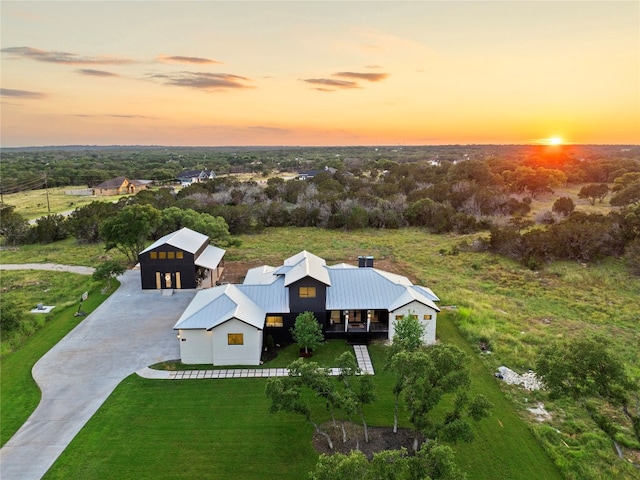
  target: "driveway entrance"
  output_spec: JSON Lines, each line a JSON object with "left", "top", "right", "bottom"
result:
{"left": 0, "top": 270, "right": 195, "bottom": 480}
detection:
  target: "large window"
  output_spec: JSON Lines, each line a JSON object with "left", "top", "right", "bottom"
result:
{"left": 228, "top": 333, "right": 244, "bottom": 345}
{"left": 299, "top": 286, "right": 316, "bottom": 298}
{"left": 266, "top": 315, "right": 284, "bottom": 327}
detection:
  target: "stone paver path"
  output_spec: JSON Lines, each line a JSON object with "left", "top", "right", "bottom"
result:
{"left": 137, "top": 344, "right": 375, "bottom": 380}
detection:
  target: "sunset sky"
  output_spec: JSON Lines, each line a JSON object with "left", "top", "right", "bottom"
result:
{"left": 1, "top": 1, "right": 638, "bottom": 147}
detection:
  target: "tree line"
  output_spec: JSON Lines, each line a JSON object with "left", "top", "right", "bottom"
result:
{"left": 1, "top": 147, "right": 639, "bottom": 273}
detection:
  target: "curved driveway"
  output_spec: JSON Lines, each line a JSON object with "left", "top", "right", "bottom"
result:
{"left": 0, "top": 270, "right": 195, "bottom": 480}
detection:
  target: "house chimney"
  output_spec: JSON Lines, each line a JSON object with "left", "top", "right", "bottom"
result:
{"left": 358, "top": 256, "right": 374, "bottom": 268}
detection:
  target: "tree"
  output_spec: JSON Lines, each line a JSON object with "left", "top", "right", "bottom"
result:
{"left": 92, "top": 260, "right": 126, "bottom": 290}
{"left": 309, "top": 442, "right": 465, "bottom": 480}
{"left": 0, "top": 204, "right": 30, "bottom": 245}
{"left": 336, "top": 351, "right": 377, "bottom": 443}
{"left": 536, "top": 336, "right": 640, "bottom": 459}
{"left": 99, "top": 204, "right": 162, "bottom": 264}
{"left": 394, "top": 345, "right": 492, "bottom": 451}
{"left": 158, "top": 207, "right": 237, "bottom": 246}
{"left": 290, "top": 311, "right": 324, "bottom": 355}
{"left": 391, "top": 314, "right": 426, "bottom": 354}
{"left": 68, "top": 201, "right": 119, "bottom": 243}
{"left": 265, "top": 359, "right": 335, "bottom": 450}
{"left": 33, "top": 214, "right": 70, "bottom": 244}
{"left": 552, "top": 197, "right": 575, "bottom": 217}
{"left": 578, "top": 183, "right": 609, "bottom": 206}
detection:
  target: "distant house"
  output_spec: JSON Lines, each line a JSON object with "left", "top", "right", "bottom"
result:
{"left": 138, "top": 227, "right": 225, "bottom": 290}
{"left": 298, "top": 166, "right": 337, "bottom": 180}
{"left": 177, "top": 169, "right": 215, "bottom": 187}
{"left": 174, "top": 250, "right": 439, "bottom": 365}
{"left": 93, "top": 177, "right": 151, "bottom": 196}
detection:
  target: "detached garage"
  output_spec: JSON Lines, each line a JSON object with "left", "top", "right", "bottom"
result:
{"left": 139, "top": 227, "right": 225, "bottom": 290}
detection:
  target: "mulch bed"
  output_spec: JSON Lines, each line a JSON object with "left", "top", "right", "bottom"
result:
{"left": 312, "top": 422, "right": 423, "bottom": 459}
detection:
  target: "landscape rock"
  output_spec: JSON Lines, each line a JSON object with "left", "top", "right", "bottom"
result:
{"left": 495, "top": 366, "right": 544, "bottom": 391}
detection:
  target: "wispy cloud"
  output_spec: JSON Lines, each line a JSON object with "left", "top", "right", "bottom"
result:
{"left": 302, "top": 78, "right": 359, "bottom": 91}
{"left": 71, "top": 114, "right": 154, "bottom": 119}
{"left": 334, "top": 72, "right": 389, "bottom": 82}
{"left": 77, "top": 69, "right": 120, "bottom": 77}
{"left": 1, "top": 46, "right": 135, "bottom": 65}
{"left": 0, "top": 88, "right": 46, "bottom": 99}
{"left": 302, "top": 71, "right": 389, "bottom": 91}
{"left": 151, "top": 71, "right": 252, "bottom": 90}
{"left": 157, "top": 54, "right": 221, "bottom": 65}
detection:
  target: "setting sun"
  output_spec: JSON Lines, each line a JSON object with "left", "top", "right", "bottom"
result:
{"left": 547, "top": 136, "right": 564, "bottom": 146}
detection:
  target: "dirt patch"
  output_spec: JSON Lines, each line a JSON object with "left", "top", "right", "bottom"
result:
{"left": 220, "top": 258, "right": 416, "bottom": 285}
{"left": 312, "top": 422, "right": 422, "bottom": 459}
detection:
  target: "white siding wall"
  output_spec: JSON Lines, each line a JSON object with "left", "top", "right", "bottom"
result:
{"left": 211, "top": 318, "right": 263, "bottom": 366}
{"left": 389, "top": 301, "right": 438, "bottom": 345}
{"left": 178, "top": 329, "right": 213, "bottom": 364}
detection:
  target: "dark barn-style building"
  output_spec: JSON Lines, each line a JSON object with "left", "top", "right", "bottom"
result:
{"left": 139, "top": 227, "right": 225, "bottom": 290}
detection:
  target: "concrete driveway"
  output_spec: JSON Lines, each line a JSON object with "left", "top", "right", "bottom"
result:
{"left": 0, "top": 270, "right": 195, "bottom": 480}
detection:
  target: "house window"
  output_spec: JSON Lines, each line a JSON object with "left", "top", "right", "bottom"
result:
{"left": 159, "top": 251, "right": 167, "bottom": 260}
{"left": 395, "top": 314, "right": 418, "bottom": 320}
{"left": 150, "top": 252, "right": 158, "bottom": 259}
{"left": 228, "top": 333, "right": 244, "bottom": 345}
{"left": 167, "top": 251, "right": 175, "bottom": 259}
{"left": 423, "top": 314, "right": 433, "bottom": 320}
{"left": 299, "top": 286, "right": 316, "bottom": 298}
{"left": 266, "top": 316, "right": 284, "bottom": 327}
{"left": 176, "top": 251, "right": 184, "bottom": 259}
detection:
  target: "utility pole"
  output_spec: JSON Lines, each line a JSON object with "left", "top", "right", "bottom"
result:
{"left": 44, "top": 172, "right": 51, "bottom": 215}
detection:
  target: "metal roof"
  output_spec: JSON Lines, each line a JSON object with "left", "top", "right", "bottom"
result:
{"left": 140, "top": 227, "right": 209, "bottom": 255}
{"left": 282, "top": 250, "right": 331, "bottom": 286}
{"left": 194, "top": 245, "right": 226, "bottom": 270}
{"left": 325, "top": 267, "right": 440, "bottom": 312}
{"left": 243, "top": 265, "right": 279, "bottom": 285}
{"left": 237, "top": 278, "right": 290, "bottom": 314}
{"left": 174, "top": 284, "right": 265, "bottom": 330}
{"left": 175, "top": 251, "right": 440, "bottom": 332}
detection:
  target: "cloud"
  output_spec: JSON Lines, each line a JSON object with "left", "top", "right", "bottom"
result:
{"left": 1, "top": 46, "right": 135, "bottom": 65}
{"left": 0, "top": 88, "right": 46, "bottom": 99}
{"left": 334, "top": 72, "right": 389, "bottom": 82}
{"left": 71, "top": 114, "right": 154, "bottom": 119}
{"left": 77, "top": 69, "right": 120, "bottom": 77}
{"left": 302, "top": 71, "right": 389, "bottom": 91}
{"left": 301, "top": 78, "right": 359, "bottom": 90}
{"left": 151, "top": 71, "right": 252, "bottom": 90}
{"left": 157, "top": 54, "right": 221, "bottom": 65}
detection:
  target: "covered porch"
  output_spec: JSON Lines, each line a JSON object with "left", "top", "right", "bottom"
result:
{"left": 324, "top": 309, "right": 389, "bottom": 335}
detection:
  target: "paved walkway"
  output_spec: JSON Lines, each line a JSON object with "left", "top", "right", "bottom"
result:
{"left": 136, "top": 344, "right": 375, "bottom": 380}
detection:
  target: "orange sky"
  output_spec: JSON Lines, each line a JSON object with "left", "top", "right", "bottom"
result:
{"left": 1, "top": 1, "right": 638, "bottom": 147}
